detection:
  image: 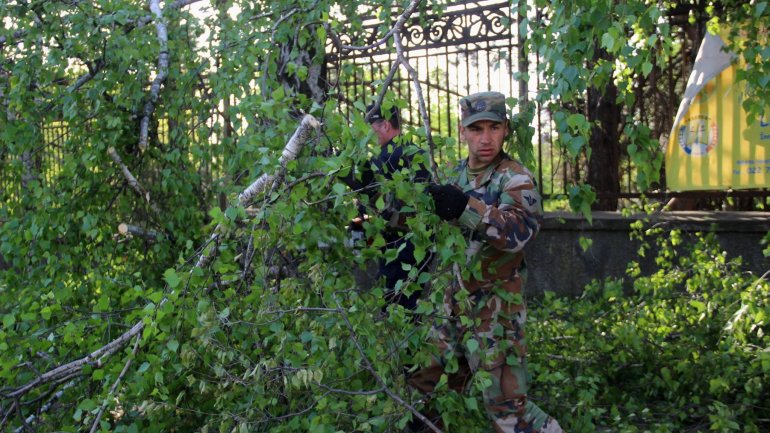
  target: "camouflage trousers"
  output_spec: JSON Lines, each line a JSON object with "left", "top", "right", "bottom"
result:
{"left": 408, "top": 287, "right": 563, "bottom": 433}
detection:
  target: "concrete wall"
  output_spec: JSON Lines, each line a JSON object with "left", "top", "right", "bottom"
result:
{"left": 526, "top": 211, "right": 770, "bottom": 297}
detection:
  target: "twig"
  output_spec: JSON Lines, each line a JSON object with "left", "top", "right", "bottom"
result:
{"left": 88, "top": 333, "right": 141, "bottom": 433}
{"left": 317, "top": 383, "right": 386, "bottom": 396}
{"left": 366, "top": 61, "right": 402, "bottom": 123}
{"left": 0, "top": 401, "right": 17, "bottom": 431}
{"left": 327, "top": 0, "right": 419, "bottom": 52}
{"left": 755, "top": 269, "right": 769, "bottom": 287}
{"left": 107, "top": 147, "right": 162, "bottom": 215}
{"left": 194, "top": 232, "right": 220, "bottom": 269}
{"left": 240, "top": 228, "right": 256, "bottom": 281}
{"left": 393, "top": 32, "right": 438, "bottom": 181}
{"left": 333, "top": 296, "right": 443, "bottom": 433}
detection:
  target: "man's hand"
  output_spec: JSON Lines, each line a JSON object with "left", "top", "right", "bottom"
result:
{"left": 340, "top": 160, "right": 375, "bottom": 190}
{"left": 427, "top": 183, "right": 469, "bottom": 220}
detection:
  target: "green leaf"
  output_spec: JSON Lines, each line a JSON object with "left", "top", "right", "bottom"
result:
{"left": 163, "top": 268, "right": 181, "bottom": 289}
{"left": 466, "top": 338, "right": 479, "bottom": 354}
{"left": 166, "top": 339, "right": 179, "bottom": 353}
{"left": 2, "top": 314, "right": 15, "bottom": 328}
{"left": 271, "top": 86, "right": 285, "bottom": 101}
{"left": 641, "top": 61, "right": 653, "bottom": 77}
{"left": 578, "top": 236, "right": 593, "bottom": 252}
{"left": 78, "top": 399, "right": 97, "bottom": 411}
{"left": 137, "top": 362, "right": 150, "bottom": 374}
{"left": 756, "top": 1, "right": 768, "bottom": 17}
{"left": 601, "top": 32, "right": 615, "bottom": 51}
{"left": 464, "top": 397, "right": 479, "bottom": 411}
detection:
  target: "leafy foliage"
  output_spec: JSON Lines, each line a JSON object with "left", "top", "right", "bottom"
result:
{"left": 1, "top": 1, "right": 769, "bottom": 432}
{"left": 529, "top": 229, "right": 770, "bottom": 432}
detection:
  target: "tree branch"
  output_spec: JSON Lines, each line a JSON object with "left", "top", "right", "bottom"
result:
{"left": 88, "top": 333, "right": 141, "bottom": 433}
{"left": 4, "top": 322, "right": 144, "bottom": 400}
{"left": 392, "top": 30, "right": 438, "bottom": 181}
{"left": 196, "top": 114, "right": 319, "bottom": 270}
{"left": 138, "top": 0, "right": 170, "bottom": 152}
{"left": 107, "top": 147, "right": 162, "bottom": 215}
{"left": 334, "top": 296, "right": 443, "bottom": 433}
{"left": 238, "top": 114, "right": 320, "bottom": 204}
{"left": 324, "top": 0, "right": 438, "bottom": 181}
{"left": 118, "top": 222, "right": 160, "bottom": 240}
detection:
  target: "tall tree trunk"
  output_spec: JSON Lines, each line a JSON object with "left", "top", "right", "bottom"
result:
{"left": 277, "top": 25, "right": 328, "bottom": 108}
{"left": 587, "top": 49, "right": 622, "bottom": 211}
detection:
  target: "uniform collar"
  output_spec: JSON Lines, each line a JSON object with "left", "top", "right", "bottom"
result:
{"left": 457, "top": 152, "right": 510, "bottom": 188}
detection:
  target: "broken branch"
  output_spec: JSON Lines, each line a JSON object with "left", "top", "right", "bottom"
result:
{"left": 107, "top": 147, "right": 161, "bottom": 215}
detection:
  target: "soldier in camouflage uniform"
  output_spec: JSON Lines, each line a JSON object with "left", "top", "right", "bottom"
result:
{"left": 410, "top": 92, "right": 564, "bottom": 433}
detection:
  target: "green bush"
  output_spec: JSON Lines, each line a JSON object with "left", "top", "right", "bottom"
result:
{"left": 528, "top": 230, "right": 770, "bottom": 432}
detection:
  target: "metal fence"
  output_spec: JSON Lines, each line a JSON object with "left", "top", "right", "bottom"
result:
{"left": 0, "top": 123, "right": 69, "bottom": 205}
{"left": 327, "top": 1, "right": 521, "bottom": 141}
{"left": 326, "top": 0, "right": 573, "bottom": 197}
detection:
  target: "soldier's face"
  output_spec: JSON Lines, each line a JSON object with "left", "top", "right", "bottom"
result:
{"left": 461, "top": 120, "right": 508, "bottom": 169}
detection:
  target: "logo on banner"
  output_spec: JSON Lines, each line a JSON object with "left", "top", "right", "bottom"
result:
{"left": 678, "top": 115, "right": 718, "bottom": 156}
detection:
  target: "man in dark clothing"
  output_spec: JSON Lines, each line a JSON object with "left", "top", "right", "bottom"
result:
{"left": 342, "top": 103, "right": 431, "bottom": 310}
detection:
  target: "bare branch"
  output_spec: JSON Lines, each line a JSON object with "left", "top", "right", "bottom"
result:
{"left": 317, "top": 383, "right": 386, "bottom": 396}
{"left": 194, "top": 232, "right": 220, "bottom": 269}
{"left": 107, "top": 147, "right": 162, "bottom": 215}
{"left": 391, "top": 16, "right": 439, "bottom": 181}
{"left": 89, "top": 333, "right": 141, "bottom": 433}
{"left": 4, "top": 322, "right": 144, "bottom": 400}
{"left": 366, "top": 60, "right": 402, "bottom": 123}
{"left": 328, "top": 0, "right": 420, "bottom": 52}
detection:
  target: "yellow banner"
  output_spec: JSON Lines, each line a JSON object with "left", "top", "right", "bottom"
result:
{"left": 666, "top": 33, "right": 770, "bottom": 191}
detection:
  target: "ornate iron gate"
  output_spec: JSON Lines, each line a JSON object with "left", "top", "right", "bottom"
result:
{"left": 326, "top": 0, "right": 522, "bottom": 153}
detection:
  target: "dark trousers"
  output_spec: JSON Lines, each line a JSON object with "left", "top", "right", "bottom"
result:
{"left": 379, "top": 238, "right": 431, "bottom": 310}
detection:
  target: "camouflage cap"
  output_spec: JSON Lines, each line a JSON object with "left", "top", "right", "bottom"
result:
{"left": 459, "top": 91, "right": 507, "bottom": 127}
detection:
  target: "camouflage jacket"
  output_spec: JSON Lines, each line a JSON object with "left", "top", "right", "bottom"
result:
{"left": 452, "top": 152, "right": 543, "bottom": 296}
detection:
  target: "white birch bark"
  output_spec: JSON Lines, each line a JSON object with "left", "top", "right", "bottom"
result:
{"left": 6, "top": 322, "right": 144, "bottom": 399}
{"left": 195, "top": 114, "right": 320, "bottom": 270}
{"left": 238, "top": 114, "right": 320, "bottom": 204}
{"left": 138, "top": 0, "right": 170, "bottom": 152}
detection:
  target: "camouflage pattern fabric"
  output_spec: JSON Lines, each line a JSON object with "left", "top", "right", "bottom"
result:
{"left": 409, "top": 153, "right": 563, "bottom": 433}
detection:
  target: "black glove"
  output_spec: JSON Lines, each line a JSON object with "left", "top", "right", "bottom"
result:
{"left": 340, "top": 160, "right": 375, "bottom": 190}
{"left": 427, "top": 183, "right": 469, "bottom": 220}
{"left": 358, "top": 161, "right": 375, "bottom": 188}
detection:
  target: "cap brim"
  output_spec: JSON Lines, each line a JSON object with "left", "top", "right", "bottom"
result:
{"left": 461, "top": 112, "right": 506, "bottom": 127}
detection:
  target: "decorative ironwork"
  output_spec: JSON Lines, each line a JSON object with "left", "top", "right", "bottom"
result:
{"left": 328, "top": 1, "right": 512, "bottom": 61}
